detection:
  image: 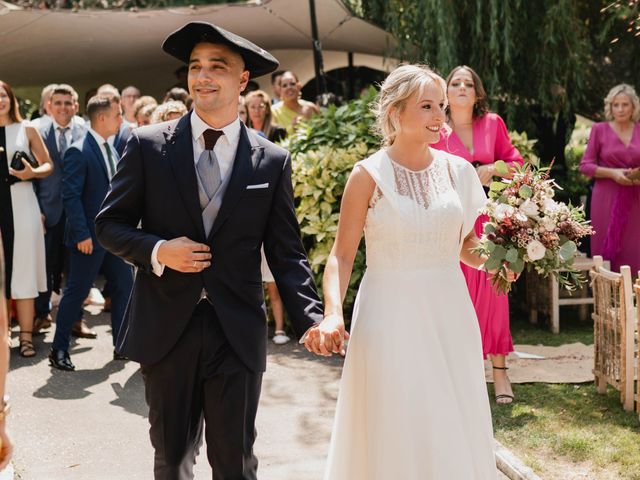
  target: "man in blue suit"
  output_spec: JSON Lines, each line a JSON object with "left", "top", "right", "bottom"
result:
{"left": 34, "top": 84, "right": 90, "bottom": 334}
{"left": 49, "top": 93, "right": 133, "bottom": 371}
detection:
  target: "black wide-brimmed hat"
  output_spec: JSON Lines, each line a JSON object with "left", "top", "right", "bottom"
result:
{"left": 162, "top": 21, "right": 279, "bottom": 78}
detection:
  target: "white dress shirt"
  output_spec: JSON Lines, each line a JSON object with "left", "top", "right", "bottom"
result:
{"left": 87, "top": 128, "right": 117, "bottom": 180}
{"left": 150, "top": 113, "right": 242, "bottom": 276}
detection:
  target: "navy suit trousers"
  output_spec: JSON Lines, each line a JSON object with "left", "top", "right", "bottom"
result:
{"left": 53, "top": 246, "right": 133, "bottom": 352}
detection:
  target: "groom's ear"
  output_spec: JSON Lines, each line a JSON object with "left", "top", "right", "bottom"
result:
{"left": 239, "top": 70, "right": 250, "bottom": 92}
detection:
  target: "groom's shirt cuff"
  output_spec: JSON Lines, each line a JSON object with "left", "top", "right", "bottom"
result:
{"left": 151, "top": 240, "right": 166, "bottom": 277}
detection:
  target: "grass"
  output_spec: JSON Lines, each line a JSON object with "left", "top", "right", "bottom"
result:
{"left": 492, "top": 307, "right": 640, "bottom": 479}
{"left": 509, "top": 304, "right": 594, "bottom": 346}
{"left": 490, "top": 383, "right": 640, "bottom": 479}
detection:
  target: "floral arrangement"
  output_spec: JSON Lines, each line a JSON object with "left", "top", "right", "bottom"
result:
{"left": 473, "top": 161, "right": 594, "bottom": 294}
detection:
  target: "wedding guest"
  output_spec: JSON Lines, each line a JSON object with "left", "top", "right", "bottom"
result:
{"left": 30, "top": 83, "right": 57, "bottom": 127}
{"left": 238, "top": 95, "right": 248, "bottom": 124}
{"left": 245, "top": 90, "right": 287, "bottom": 142}
{"left": 271, "top": 70, "right": 284, "bottom": 104}
{"left": 50, "top": 93, "right": 133, "bottom": 370}
{"left": 579, "top": 83, "right": 640, "bottom": 274}
{"left": 34, "top": 85, "right": 87, "bottom": 335}
{"left": 162, "top": 87, "right": 192, "bottom": 110}
{"left": 121, "top": 86, "right": 141, "bottom": 125}
{"left": 151, "top": 101, "right": 188, "bottom": 124}
{"left": 0, "top": 235, "right": 13, "bottom": 469}
{"left": 305, "top": 64, "right": 514, "bottom": 478}
{"left": 0, "top": 80, "right": 53, "bottom": 357}
{"left": 133, "top": 96, "right": 158, "bottom": 126}
{"left": 136, "top": 103, "right": 157, "bottom": 127}
{"left": 431, "top": 65, "right": 523, "bottom": 405}
{"left": 271, "top": 71, "right": 320, "bottom": 133}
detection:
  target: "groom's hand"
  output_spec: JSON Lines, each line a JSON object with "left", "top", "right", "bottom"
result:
{"left": 304, "top": 314, "right": 349, "bottom": 357}
{"left": 157, "top": 236, "right": 212, "bottom": 273}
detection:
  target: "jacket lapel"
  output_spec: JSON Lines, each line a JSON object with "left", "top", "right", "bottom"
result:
{"left": 44, "top": 124, "right": 61, "bottom": 165}
{"left": 208, "top": 125, "right": 262, "bottom": 240}
{"left": 166, "top": 113, "right": 206, "bottom": 240}
{"left": 87, "top": 134, "right": 110, "bottom": 182}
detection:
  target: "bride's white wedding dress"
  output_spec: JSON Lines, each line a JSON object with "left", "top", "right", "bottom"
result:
{"left": 324, "top": 148, "right": 497, "bottom": 479}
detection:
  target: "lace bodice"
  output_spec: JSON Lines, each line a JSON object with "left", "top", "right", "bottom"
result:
{"left": 359, "top": 149, "right": 486, "bottom": 271}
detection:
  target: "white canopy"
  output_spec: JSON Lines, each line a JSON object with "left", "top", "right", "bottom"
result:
{"left": 0, "top": 0, "right": 397, "bottom": 100}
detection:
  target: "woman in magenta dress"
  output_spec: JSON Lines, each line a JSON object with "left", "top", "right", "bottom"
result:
{"left": 580, "top": 84, "right": 640, "bottom": 275}
{"left": 432, "top": 66, "right": 523, "bottom": 404}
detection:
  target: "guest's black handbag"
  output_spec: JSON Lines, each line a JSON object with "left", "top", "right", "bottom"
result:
{"left": 10, "top": 150, "right": 38, "bottom": 171}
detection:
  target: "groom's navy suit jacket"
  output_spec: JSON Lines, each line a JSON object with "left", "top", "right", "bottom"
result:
{"left": 95, "top": 113, "right": 323, "bottom": 371}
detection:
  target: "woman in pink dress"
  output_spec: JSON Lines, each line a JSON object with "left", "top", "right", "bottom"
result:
{"left": 432, "top": 66, "right": 523, "bottom": 404}
{"left": 580, "top": 84, "right": 640, "bottom": 274}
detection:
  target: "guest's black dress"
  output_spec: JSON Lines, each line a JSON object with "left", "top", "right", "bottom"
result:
{"left": 0, "top": 127, "right": 14, "bottom": 298}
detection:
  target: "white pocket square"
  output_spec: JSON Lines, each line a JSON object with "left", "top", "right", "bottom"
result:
{"left": 246, "top": 183, "right": 269, "bottom": 190}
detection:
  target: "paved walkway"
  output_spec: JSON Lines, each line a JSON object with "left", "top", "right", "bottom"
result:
{"left": 8, "top": 306, "right": 507, "bottom": 479}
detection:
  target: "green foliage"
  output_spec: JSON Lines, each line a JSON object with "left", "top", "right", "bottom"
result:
{"left": 561, "top": 121, "right": 592, "bottom": 203}
{"left": 18, "top": 98, "right": 36, "bottom": 121}
{"left": 286, "top": 88, "right": 380, "bottom": 319}
{"left": 508, "top": 130, "right": 540, "bottom": 167}
{"left": 346, "top": 0, "right": 640, "bottom": 188}
{"left": 284, "top": 87, "right": 380, "bottom": 156}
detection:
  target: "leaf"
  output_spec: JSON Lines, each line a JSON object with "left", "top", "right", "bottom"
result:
{"left": 518, "top": 185, "right": 533, "bottom": 199}
{"left": 490, "top": 181, "right": 508, "bottom": 192}
{"left": 505, "top": 248, "right": 520, "bottom": 263}
{"left": 559, "top": 241, "right": 577, "bottom": 261}
{"left": 492, "top": 245, "right": 507, "bottom": 261}
{"left": 486, "top": 240, "right": 496, "bottom": 253}
{"left": 510, "top": 258, "right": 525, "bottom": 274}
{"left": 483, "top": 223, "right": 496, "bottom": 234}
{"left": 484, "top": 256, "right": 502, "bottom": 272}
{"left": 494, "top": 160, "right": 509, "bottom": 176}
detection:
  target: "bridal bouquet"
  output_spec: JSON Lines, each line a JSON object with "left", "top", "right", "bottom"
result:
{"left": 473, "top": 161, "right": 594, "bottom": 294}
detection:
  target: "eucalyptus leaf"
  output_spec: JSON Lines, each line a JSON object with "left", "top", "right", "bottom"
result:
{"left": 559, "top": 241, "right": 577, "bottom": 261}
{"left": 490, "top": 181, "right": 508, "bottom": 192}
{"left": 484, "top": 256, "right": 502, "bottom": 272}
{"left": 518, "top": 185, "right": 533, "bottom": 199}
{"left": 494, "top": 160, "right": 509, "bottom": 176}
{"left": 492, "top": 245, "right": 507, "bottom": 261}
{"left": 510, "top": 258, "right": 525, "bottom": 274}
{"left": 505, "top": 248, "right": 520, "bottom": 263}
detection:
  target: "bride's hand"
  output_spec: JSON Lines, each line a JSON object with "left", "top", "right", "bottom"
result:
{"left": 483, "top": 263, "right": 520, "bottom": 283}
{"left": 304, "top": 314, "right": 349, "bottom": 357}
{"left": 499, "top": 267, "right": 520, "bottom": 283}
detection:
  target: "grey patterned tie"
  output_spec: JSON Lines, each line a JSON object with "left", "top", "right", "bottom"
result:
{"left": 196, "top": 129, "right": 224, "bottom": 202}
{"left": 58, "top": 127, "right": 70, "bottom": 158}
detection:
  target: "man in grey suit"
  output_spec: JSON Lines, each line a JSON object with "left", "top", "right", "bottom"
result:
{"left": 34, "top": 84, "right": 93, "bottom": 336}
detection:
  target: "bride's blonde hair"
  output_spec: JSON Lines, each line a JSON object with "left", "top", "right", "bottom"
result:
{"left": 373, "top": 64, "right": 447, "bottom": 146}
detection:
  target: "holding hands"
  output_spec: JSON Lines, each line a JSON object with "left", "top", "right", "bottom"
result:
{"left": 304, "top": 313, "right": 349, "bottom": 357}
{"left": 624, "top": 167, "right": 640, "bottom": 183}
{"left": 607, "top": 167, "right": 640, "bottom": 185}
